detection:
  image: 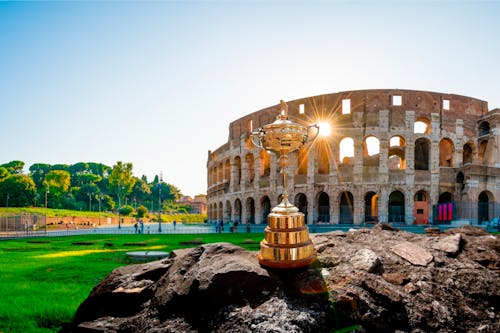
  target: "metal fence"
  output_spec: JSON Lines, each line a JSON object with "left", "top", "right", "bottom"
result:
{"left": 0, "top": 214, "right": 47, "bottom": 238}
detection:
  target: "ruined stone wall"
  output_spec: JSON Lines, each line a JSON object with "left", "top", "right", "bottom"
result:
{"left": 207, "top": 90, "right": 499, "bottom": 225}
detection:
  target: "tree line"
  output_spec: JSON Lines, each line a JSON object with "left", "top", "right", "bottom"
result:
{"left": 0, "top": 160, "right": 186, "bottom": 213}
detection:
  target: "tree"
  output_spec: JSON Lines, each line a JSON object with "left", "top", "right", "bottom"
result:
{"left": 136, "top": 205, "right": 148, "bottom": 218}
{"left": 130, "top": 177, "right": 151, "bottom": 205}
{"left": 0, "top": 160, "right": 25, "bottom": 174}
{"left": 43, "top": 170, "right": 71, "bottom": 208}
{"left": 108, "top": 162, "right": 136, "bottom": 208}
{"left": 0, "top": 167, "right": 9, "bottom": 181}
{"left": 29, "top": 163, "right": 52, "bottom": 188}
{"left": 119, "top": 204, "right": 134, "bottom": 216}
{"left": 0, "top": 175, "right": 36, "bottom": 207}
{"left": 75, "top": 184, "right": 101, "bottom": 211}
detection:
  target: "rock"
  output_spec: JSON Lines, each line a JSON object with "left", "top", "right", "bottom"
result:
{"left": 350, "top": 248, "right": 381, "bottom": 273}
{"left": 444, "top": 225, "right": 489, "bottom": 236}
{"left": 432, "top": 233, "right": 461, "bottom": 255}
{"left": 425, "top": 227, "right": 441, "bottom": 235}
{"left": 63, "top": 228, "right": 500, "bottom": 333}
{"left": 373, "top": 222, "right": 399, "bottom": 232}
{"left": 383, "top": 272, "right": 409, "bottom": 285}
{"left": 390, "top": 242, "right": 434, "bottom": 266}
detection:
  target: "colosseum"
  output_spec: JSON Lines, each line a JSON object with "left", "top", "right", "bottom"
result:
{"left": 207, "top": 89, "right": 499, "bottom": 227}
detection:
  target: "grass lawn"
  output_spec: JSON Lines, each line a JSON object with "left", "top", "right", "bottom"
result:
{"left": 0, "top": 233, "right": 262, "bottom": 333}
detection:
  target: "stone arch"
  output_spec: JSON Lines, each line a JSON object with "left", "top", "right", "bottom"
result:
{"left": 297, "top": 146, "right": 308, "bottom": 175}
{"left": 224, "top": 159, "right": 230, "bottom": 182}
{"left": 260, "top": 195, "right": 271, "bottom": 223}
{"left": 439, "top": 138, "right": 455, "bottom": 167}
{"left": 234, "top": 156, "right": 242, "bottom": 185}
{"left": 414, "top": 190, "right": 429, "bottom": 224}
{"left": 294, "top": 193, "right": 308, "bottom": 223}
{"left": 414, "top": 117, "right": 431, "bottom": 134}
{"left": 363, "top": 135, "right": 380, "bottom": 166}
{"left": 462, "top": 142, "right": 474, "bottom": 165}
{"left": 478, "top": 191, "right": 494, "bottom": 224}
{"left": 414, "top": 138, "right": 430, "bottom": 170}
{"left": 478, "top": 121, "right": 490, "bottom": 136}
{"left": 339, "top": 137, "right": 355, "bottom": 164}
{"left": 218, "top": 202, "right": 223, "bottom": 220}
{"left": 388, "top": 191, "right": 405, "bottom": 223}
{"left": 245, "top": 153, "right": 255, "bottom": 183}
{"left": 364, "top": 191, "right": 378, "bottom": 223}
{"left": 317, "top": 141, "right": 330, "bottom": 174}
{"left": 389, "top": 135, "right": 406, "bottom": 170}
{"left": 478, "top": 139, "right": 489, "bottom": 164}
{"left": 317, "top": 192, "right": 330, "bottom": 223}
{"left": 339, "top": 191, "right": 354, "bottom": 224}
{"left": 259, "top": 150, "right": 270, "bottom": 177}
{"left": 234, "top": 198, "right": 242, "bottom": 224}
{"left": 217, "top": 163, "right": 223, "bottom": 184}
{"left": 225, "top": 200, "right": 232, "bottom": 222}
{"left": 245, "top": 197, "right": 255, "bottom": 224}
{"left": 456, "top": 172, "right": 465, "bottom": 191}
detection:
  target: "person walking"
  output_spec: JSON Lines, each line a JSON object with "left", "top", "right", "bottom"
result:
{"left": 215, "top": 220, "right": 221, "bottom": 233}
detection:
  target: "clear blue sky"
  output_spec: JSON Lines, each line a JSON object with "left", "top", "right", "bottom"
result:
{"left": 1, "top": 1, "right": 499, "bottom": 196}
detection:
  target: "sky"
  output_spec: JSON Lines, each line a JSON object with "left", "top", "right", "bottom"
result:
{"left": 1, "top": 1, "right": 499, "bottom": 196}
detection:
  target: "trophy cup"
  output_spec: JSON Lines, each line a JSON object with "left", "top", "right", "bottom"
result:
{"left": 251, "top": 100, "right": 319, "bottom": 269}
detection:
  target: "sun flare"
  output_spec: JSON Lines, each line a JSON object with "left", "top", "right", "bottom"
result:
{"left": 317, "top": 122, "right": 331, "bottom": 136}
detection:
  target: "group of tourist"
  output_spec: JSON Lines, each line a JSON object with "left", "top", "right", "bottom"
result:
{"left": 215, "top": 219, "right": 239, "bottom": 233}
{"left": 133, "top": 220, "right": 145, "bottom": 234}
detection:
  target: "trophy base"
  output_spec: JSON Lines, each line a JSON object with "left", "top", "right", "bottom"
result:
{"left": 258, "top": 208, "right": 316, "bottom": 269}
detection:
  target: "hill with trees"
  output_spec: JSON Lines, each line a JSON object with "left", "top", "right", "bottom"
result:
{"left": 0, "top": 160, "right": 187, "bottom": 214}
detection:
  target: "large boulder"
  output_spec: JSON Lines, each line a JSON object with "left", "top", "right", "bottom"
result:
{"left": 62, "top": 227, "right": 500, "bottom": 333}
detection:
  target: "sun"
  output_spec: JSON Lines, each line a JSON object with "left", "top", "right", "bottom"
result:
{"left": 317, "top": 122, "right": 331, "bottom": 137}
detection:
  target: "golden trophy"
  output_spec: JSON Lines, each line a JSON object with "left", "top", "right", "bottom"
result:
{"left": 251, "top": 100, "right": 319, "bottom": 269}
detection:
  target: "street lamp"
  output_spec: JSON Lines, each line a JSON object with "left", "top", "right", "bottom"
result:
{"left": 88, "top": 192, "right": 93, "bottom": 212}
{"left": 158, "top": 174, "right": 163, "bottom": 232}
{"left": 98, "top": 193, "right": 103, "bottom": 226}
{"left": 45, "top": 187, "right": 49, "bottom": 208}
{"left": 6, "top": 193, "right": 9, "bottom": 207}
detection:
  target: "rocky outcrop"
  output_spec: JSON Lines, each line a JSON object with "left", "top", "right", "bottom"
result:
{"left": 61, "top": 226, "right": 500, "bottom": 333}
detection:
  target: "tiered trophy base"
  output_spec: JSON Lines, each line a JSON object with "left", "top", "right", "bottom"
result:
{"left": 258, "top": 209, "right": 316, "bottom": 269}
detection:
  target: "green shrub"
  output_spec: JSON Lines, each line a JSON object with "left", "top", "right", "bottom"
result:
{"left": 118, "top": 205, "right": 134, "bottom": 216}
{"left": 136, "top": 205, "right": 148, "bottom": 218}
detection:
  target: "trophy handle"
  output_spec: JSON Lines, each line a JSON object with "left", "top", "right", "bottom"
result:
{"left": 251, "top": 128, "right": 265, "bottom": 148}
{"left": 306, "top": 124, "right": 320, "bottom": 143}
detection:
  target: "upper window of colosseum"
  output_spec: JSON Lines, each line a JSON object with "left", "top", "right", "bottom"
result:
{"left": 299, "top": 104, "right": 305, "bottom": 114}
{"left": 390, "top": 136, "right": 406, "bottom": 147}
{"left": 443, "top": 99, "right": 450, "bottom": 110}
{"left": 247, "top": 119, "right": 253, "bottom": 133}
{"left": 342, "top": 99, "right": 351, "bottom": 114}
{"left": 392, "top": 95, "right": 402, "bottom": 106}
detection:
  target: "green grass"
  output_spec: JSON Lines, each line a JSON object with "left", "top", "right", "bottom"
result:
{"left": 0, "top": 233, "right": 262, "bottom": 333}
{"left": 0, "top": 207, "right": 113, "bottom": 218}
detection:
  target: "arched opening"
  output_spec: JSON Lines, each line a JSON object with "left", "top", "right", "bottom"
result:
{"left": 259, "top": 150, "right": 270, "bottom": 177}
{"left": 478, "top": 191, "right": 491, "bottom": 224}
{"left": 339, "top": 137, "right": 355, "bottom": 164}
{"left": 317, "top": 192, "right": 330, "bottom": 223}
{"left": 462, "top": 143, "right": 473, "bottom": 165}
{"left": 245, "top": 197, "right": 255, "bottom": 224}
{"left": 294, "top": 193, "right": 308, "bottom": 223}
{"left": 414, "top": 118, "right": 431, "bottom": 134}
{"left": 363, "top": 136, "right": 380, "bottom": 166}
{"left": 297, "top": 146, "right": 308, "bottom": 175}
{"left": 218, "top": 202, "right": 223, "bottom": 221}
{"left": 456, "top": 172, "right": 465, "bottom": 191}
{"left": 261, "top": 196, "right": 271, "bottom": 223}
{"left": 478, "top": 140, "right": 489, "bottom": 164}
{"left": 245, "top": 154, "right": 255, "bottom": 183}
{"left": 478, "top": 121, "right": 490, "bottom": 136}
{"left": 224, "top": 160, "right": 230, "bottom": 182}
{"left": 439, "top": 138, "right": 454, "bottom": 167}
{"left": 388, "top": 191, "right": 405, "bottom": 223}
{"left": 317, "top": 141, "right": 330, "bottom": 174}
{"left": 364, "top": 192, "right": 378, "bottom": 223}
{"left": 388, "top": 136, "right": 406, "bottom": 170}
{"left": 413, "top": 190, "right": 429, "bottom": 224}
{"left": 234, "top": 156, "right": 242, "bottom": 185}
{"left": 436, "top": 192, "right": 454, "bottom": 224}
{"left": 339, "top": 191, "right": 354, "bottom": 224}
{"left": 234, "top": 199, "right": 242, "bottom": 224}
{"left": 225, "top": 200, "right": 232, "bottom": 222}
{"left": 218, "top": 163, "right": 223, "bottom": 184}
{"left": 414, "top": 138, "right": 430, "bottom": 170}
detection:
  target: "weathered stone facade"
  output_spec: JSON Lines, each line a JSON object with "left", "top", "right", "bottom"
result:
{"left": 207, "top": 89, "right": 499, "bottom": 225}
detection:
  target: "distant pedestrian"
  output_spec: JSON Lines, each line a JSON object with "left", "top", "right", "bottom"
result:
{"left": 234, "top": 220, "right": 238, "bottom": 232}
{"left": 134, "top": 223, "right": 138, "bottom": 234}
{"left": 173, "top": 220, "right": 177, "bottom": 229}
{"left": 215, "top": 220, "right": 221, "bottom": 233}
{"left": 220, "top": 220, "right": 224, "bottom": 232}
{"left": 229, "top": 220, "right": 234, "bottom": 233}
{"left": 140, "top": 220, "right": 144, "bottom": 234}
